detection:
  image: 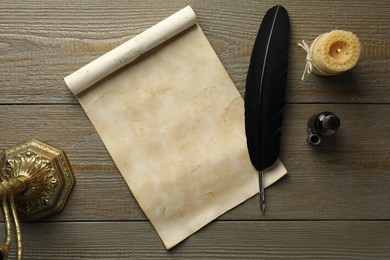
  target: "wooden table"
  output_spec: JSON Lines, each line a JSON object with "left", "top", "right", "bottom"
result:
{"left": 1, "top": 0, "right": 389, "bottom": 258}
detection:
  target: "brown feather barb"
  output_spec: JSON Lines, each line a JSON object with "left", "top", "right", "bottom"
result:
{"left": 244, "top": 5, "right": 290, "bottom": 214}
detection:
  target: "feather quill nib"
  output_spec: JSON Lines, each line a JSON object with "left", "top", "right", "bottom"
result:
{"left": 259, "top": 171, "right": 266, "bottom": 215}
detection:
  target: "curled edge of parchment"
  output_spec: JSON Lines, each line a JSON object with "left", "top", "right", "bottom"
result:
{"left": 65, "top": 5, "right": 197, "bottom": 95}
{"left": 64, "top": 6, "right": 288, "bottom": 249}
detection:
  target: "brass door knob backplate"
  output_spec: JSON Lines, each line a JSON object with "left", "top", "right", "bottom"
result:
{"left": 0, "top": 139, "right": 75, "bottom": 259}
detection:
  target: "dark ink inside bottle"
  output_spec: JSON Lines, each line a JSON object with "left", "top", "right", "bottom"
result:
{"left": 307, "top": 112, "right": 340, "bottom": 145}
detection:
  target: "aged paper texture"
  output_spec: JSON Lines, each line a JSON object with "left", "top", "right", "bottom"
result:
{"left": 65, "top": 6, "right": 287, "bottom": 249}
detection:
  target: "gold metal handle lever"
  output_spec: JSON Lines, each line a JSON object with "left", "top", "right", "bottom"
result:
{"left": 1, "top": 192, "right": 23, "bottom": 259}
{"left": 0, "top": 139, "right": 75, "bottom": 259}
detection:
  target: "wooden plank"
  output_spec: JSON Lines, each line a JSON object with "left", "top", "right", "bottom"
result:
{"left": 2, "top": 221, "right": 388, "bottom": 259}
{"left": 1, "top": 1, "right": 388, "bottom": 259}
{"left": 0, "top": 0, "right": 389, "bottom": 104}
{"left": 228, "top": 103, "right": 390, "bottom": 219}
{"left": 0, "top": 104, "right": 389, "bottom": 221}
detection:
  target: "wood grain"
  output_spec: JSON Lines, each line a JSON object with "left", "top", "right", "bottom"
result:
{"left": 0, "top": 0, "right": 389, "bottom": 103}
{"left": 0, "top": 0, "right": 389, "bottom": 258}
{"left": 2, "top": 221, "right": 388, "bottom": 259}
{"left": 0, "top": 104, "right": 389, "bottom": 221}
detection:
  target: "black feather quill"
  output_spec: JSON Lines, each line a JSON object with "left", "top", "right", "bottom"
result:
{"left": 244, "top": 5, "right": 290, "bottom": 214}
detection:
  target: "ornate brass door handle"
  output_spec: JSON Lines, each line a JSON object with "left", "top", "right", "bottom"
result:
{"left": 0, "top": 139, "right": 75, "bottom": 259}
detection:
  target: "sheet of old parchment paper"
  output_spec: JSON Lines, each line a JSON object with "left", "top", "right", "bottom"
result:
{"left": 65, "top": 6, "right": 287, "bottom": 249}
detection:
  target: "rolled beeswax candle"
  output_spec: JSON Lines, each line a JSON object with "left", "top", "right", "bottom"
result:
{"left": 298, "top": 30, "right": 361, "bottom": 80}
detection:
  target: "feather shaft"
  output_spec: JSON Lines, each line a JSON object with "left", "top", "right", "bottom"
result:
{"left": 244, "top": 5, "right": 290, "bottom": 213}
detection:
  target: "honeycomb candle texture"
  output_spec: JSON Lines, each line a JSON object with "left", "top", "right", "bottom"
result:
{"left": 298, "top": 30, "right": 361, "bottom": 80}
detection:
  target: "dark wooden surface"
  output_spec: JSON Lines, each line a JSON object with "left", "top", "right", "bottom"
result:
{"left": 1, "top": 0, "right": 389, "bottom": 259}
